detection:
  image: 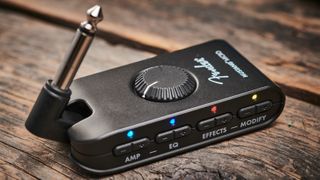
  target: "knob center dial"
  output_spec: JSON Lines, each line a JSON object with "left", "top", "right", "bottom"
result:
{"left": 134, "top": 65, "right": 197, "bottom": 102}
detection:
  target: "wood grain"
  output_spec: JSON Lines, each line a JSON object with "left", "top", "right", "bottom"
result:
{"left": 0, "top": 8, "right": 319, "bottom": 179}
{"left": 1, "top": 0, "right": 320, "bottom": 105}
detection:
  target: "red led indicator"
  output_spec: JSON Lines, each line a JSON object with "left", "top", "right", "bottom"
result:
{"left": 211, "top": 105, "right": 217, "bottom": 114}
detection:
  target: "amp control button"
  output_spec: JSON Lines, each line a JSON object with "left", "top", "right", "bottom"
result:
{"left": 215, "top": 113, "right": 232, "bottom": 126}
{"left": 132, "top": 138, "right": 150, "bottom": 151}
{"left": 114, "top": 143, "right": 132, "bottom": 156}
{"left": 197, "top": 118, "right": 215, "bottom": 131}
{"left": 238, "top": 105, "right": 255, "bottom": 118}
{"left": 174, "top": 126, "right": 191, "bottom": 139}
{"left": 256, "top": 101, "right": 272, "bottom": 113}
{"left": 156, "top": 131, "right": 174, "bottom": 143}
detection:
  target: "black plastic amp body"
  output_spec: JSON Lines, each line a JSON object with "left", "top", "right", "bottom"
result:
{"left": 26, "top": 40, "right": 285, "bottom": 175}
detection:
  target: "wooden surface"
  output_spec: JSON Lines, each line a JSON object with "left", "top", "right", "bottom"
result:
{"left": 2, "top": 0, "right": 320, "bottom": 106}
{"left": 0, "top": 0, "right": 319, "bottom": 179}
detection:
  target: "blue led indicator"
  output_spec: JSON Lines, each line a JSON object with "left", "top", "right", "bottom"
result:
{"left": 126, "top": 130, "right": 134, "bottom": 139}
{"left": 169, "top": 118, "right": 176, "bottom": 126}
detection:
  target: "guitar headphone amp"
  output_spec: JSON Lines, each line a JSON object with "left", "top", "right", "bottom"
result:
{"left": 25, "top": 5, "right": 285, "bottom": 175}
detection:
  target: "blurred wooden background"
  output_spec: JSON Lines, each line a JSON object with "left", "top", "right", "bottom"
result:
{"left": 0, "top": 0, "right": 319, "bottom": 179}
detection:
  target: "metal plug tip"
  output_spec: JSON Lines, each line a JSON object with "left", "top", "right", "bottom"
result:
{"left": 86, "top": 5, "right": 103, "bottom": 25}
{"left": 52, "top": 5, "right": 103, "bottom": 90}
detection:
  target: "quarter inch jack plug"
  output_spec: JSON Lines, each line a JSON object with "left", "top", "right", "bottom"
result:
{"left": 25, "top": 5, "right": 103, "bottom": 142}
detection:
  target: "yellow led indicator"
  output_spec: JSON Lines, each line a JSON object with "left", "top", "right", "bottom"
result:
{"left": 252, "top": 94, "right": 258, "bottom": 101}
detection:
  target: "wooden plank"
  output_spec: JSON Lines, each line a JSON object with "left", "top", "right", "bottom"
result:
{"left": 1, "top": 0, "right": 319, "bottom": 105}
{"left": 0, "top": 9, "right": 319, "bottom": 179}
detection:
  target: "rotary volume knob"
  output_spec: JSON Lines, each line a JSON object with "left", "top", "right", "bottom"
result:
{"left": 134, "top": 65, "right": 197, "bottom": 102}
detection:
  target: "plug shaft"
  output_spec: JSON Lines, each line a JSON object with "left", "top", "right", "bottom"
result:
{"left": 52, "top": 5, "right": 103, "bottom": 90}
